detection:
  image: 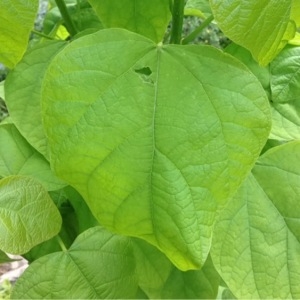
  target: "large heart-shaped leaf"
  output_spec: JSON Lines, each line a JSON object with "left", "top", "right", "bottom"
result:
{"left": 12, "top": 226, "right": 138, "bottom": 299}
{"left": 0, "top": 176, "right": 62, "bottom": 254}
{"left": 211, "top": 141, "right": 300, "bottom": 298}
{"left": 87, "top": 0, "right": 171, "bottom": 42}
{"left": 0, "top": 124, "right": 65, "bottom": 191}
{"left": 0, "top": 0, "right": 38, "bottom": 68}
{"left": 210, "top": 0, "right": 295, "bottom": 65}
{"left": 5, "top": 40, "right": 67, "bottom": 158}
{"left": 42, "top": 29, "right": 270, "bottom": 270}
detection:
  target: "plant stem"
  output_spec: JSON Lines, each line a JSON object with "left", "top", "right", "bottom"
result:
{"left": 182, "top": 15, "right": 214, "bottom": 45}
{"left": 31, "top": 30, "right": 55, "bottom": 40}
{"left": 54, "top": 0, "right": 78, "bottom": 37}
{"left": 170, "top": 0, "right": 185, "bottom": 44}
{"left": 56, "top": 235, "right": 68, "bottom": 252}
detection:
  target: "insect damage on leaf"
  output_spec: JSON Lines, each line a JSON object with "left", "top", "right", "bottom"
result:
{"left": 134, "top": 66, "right": 154, "bottom": 84}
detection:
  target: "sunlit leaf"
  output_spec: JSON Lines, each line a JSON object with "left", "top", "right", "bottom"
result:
{"left": 210, "top": 0, "right": 295, "bottom": 65}
{"left": 5, "top": 40, "right": 67, "bottom": 158}
{"left": 41, "top": 28, "right": 270, "bottom": 270}
{"left": 0, "top": 176, "right": 62, "bottom": 254}
{"left": 0, "top": 123, "right": 66, "bottom": 191}
{"left": 0, "top": 0, "right": 39, "bottom": 68}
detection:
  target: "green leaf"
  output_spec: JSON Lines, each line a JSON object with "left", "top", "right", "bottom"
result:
{"left": 211, "top": 141, "right": 300, "bottom": 298}
{"left": 185, "top": 0, "right": 212, "bottom": 18}
{"left": 133, "top": 239, "right": 172, "bottom": 298}
{"left": 160, "top": 256, "right": 220, "bottom": 299}
{"left": 0, "top": 124, "right": 65, "bottom": 191}
{"left": 12, "top": 227, "right": 138, "bottom": 299}
{"left": 5, "top": 40, "right": 67, "bottom": 158}
{"left": 0, "top": 0, "right": 39, "bottom": 68}
{"left": 210, "top": 0, "right": 296, "bottom": 65}
{"left": 87, "top": 0, "right": 171, "bottom": 42}
{"left": 291, "top": 0, "right": 300, "bottom": 27}
{"left": 0, "top": 176, "right": 62, "bottom": 254}
{"left": 42, "top": 29, "right": 271, "bottom": 270}
{"left": 269, "top": 45, "right": 300, "bottom": 140}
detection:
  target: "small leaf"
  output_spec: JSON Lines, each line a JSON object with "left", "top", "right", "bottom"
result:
{"left": 211, "top": 141, "right": 300, "bottom": 298}
{"left": 42, "top": 29, "right": 271, "bottom": 270}
{"left": 0, "top": 0, "right": 39, "bottom": 68}
{"left": 5, "top": 40, "right": 67, "bottom": 158}
{"left": 0, "top": 123, "right": 66, "bottom": 191}
{"left": 12, "top": 227, "right": 138, "bottom": 299}
{"left": 0, "top": 176, "right": 62, "bottom": 254}
{"left": 87, "top": 0, "right": 171, "bottom": 42}
{"left": 210, "top": 0, "right": 296, "bottom": 65}
{"left": 185, "top": 0, "right": 212, "bottom": 18}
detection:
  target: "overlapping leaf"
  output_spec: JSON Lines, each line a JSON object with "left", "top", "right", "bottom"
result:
{"left": 0, "top": 0, "right": 38, "bottom": 68}
{"left": 12, "top": 227, "right": 138, "bottom": 299}
{"left": 41, "top": 29, "right": 270, "bottom": 270}
{"left": 0, "top": 176, "right": 62, "bottom": 254}
{"left": 226, "top": 43, "right": 300, "bottom": 141}
{"left": 269, "top": 45, "right": 300, "bottom": 140}
{"left": 0, "top": 124, "right": 65, "bottom": 191}
{"left": 211, "top": 141, "right": 300, "bottom": 299}
{"left": 133, "top": 239, "right": 220, "bottom": 299}
{"left": 5, "top": 40, "right": 67, "bottom": 158}
{"left": 210, "top": 0, "right": 295, "bottom": 65}
{"left": 87, "top": 0, "right": 171, "bottom": 42}
{"left": 133, "top": 239, "right": 172, "bottom": 298}
{"left": 160, "top": 256, "right": 220, "bottom": 299}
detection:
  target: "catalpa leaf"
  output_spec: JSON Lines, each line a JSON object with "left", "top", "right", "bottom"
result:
{"left": 0, "top": 0, "right": 39, "bottom": 68}
{"left": 0, "top": 176, "right": 62, "bottom": 254}
{"left": 12, "top": 226, "right": 138, "bottom": 299}
{"left": 210, "top": 0, "right": 296, "bottom": 65}
{"left": 42, "top": 29, "right": 270, "bottom": 270}
{"left": 87, "top": 0, "right": 171, "bottom": 42}
{"left": 0, "top": 124, "right": 66, "bottom": 191}
{"left": 269, "top": 45, "right": 300, "bottom": 140}
{"left": 211, "top": 141, "right": 300, "bottom": 299}
{"left": 5, "top": 40, "right": 67, "bottom": 158}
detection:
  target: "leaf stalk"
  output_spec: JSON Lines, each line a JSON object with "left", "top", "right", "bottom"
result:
{"left": 54, "top": 0, "right": 78, "bottom": 37}
{"left": 56, "top": 235, "right": 68, "bottom": 252}
{"left": 170, "top": 0, "right": 185, "bottom": 44}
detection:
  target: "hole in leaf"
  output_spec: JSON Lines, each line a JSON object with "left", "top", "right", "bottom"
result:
{"left": 134, "top": 67, "right": 152, "bottom": 76}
